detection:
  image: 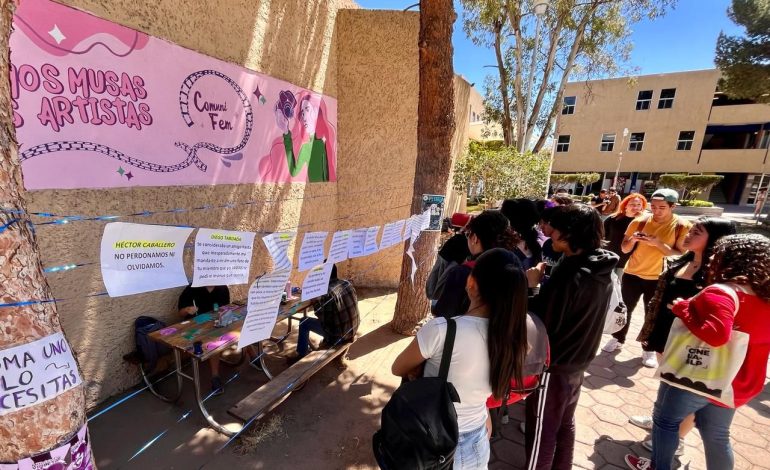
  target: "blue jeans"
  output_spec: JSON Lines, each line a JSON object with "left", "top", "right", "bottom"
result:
{"left": 296, "top": 318, "right": 327, "bottom": 357}
{"left": 454, "top": 423, "right": 489, "bottom": 469}
{"left": 652, "top": 382, "right": 736, "bottom": 470}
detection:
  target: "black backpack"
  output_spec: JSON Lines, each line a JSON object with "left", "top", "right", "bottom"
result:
{"left": 134, "top": 316, "right": 171, "bottom": 373}
{"left": 373, "top": 318, "right": 460, "bottom": 470}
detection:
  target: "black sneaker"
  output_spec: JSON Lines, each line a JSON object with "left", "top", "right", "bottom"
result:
{"left": 211, "top": 376, "right": 224, "bottom": 396}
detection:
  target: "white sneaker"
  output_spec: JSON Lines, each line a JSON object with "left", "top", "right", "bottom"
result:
{"left": 642, "top": 437, "right": 685, "bottom": 456}
{"left": 642, "top": 351, "right": 659, "bottom": 368}
{"left": 629, "top": 415, "right": 653, "bottom": 430}
{"left": 603, "top": 338, "right": 622, "bottom": 353}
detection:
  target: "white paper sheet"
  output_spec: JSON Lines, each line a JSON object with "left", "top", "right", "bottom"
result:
{"left": 348, "top": 228, "right": 368, "bottom": 258}
{"left": 262, "top": 232, "right": 296, "bottom": 271}
{"left": 100, "top": 222, "right": 193, "bottom": 297}
{"left": 379, "top": 220, "right": 405, "bottom": 249}
{"left": 0, "top": 332, "right": 82, "bottom": 416}
{"left": 297, "top": 232, "right": 328, "bottom": 272}
{"left": 328, "top": 230, "right": 352, "bottom": 263}
{"left": 192, "top": 228, "right": 256, "bottom": 287}
{"left": 363, "top": 226, "right": 380, "bottom": 256}
{"left": 301, "top": 263, "right": 335, "bottom": 301}
{"left": 402, "top": 217, "right": 413, "bottom": 242}
{"left": 420, "top": 209, "right": 432, "bottom": 230}
{"left": 406, "top": 243, "right": 418, "bottom": 285}
{"left": 410, "top": 214, "right": 422, "bottom": 244}
{"left": 238, "top": 269, "right": 291, "bottom": 349}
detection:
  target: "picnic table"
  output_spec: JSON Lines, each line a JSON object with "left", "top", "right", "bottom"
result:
{"left": 147, "top": 298, "right": 314, "bottom": 436}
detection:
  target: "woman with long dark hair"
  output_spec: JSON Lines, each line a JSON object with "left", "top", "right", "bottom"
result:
{"left": 625, "top": 234, "right": 770, "bottom": 470}
{"left": 392, "top": 248, "right": 529, "bottom": 469}
{"left": 500, "top": 198, "right": 543, "bottom": 269}
{"left": 432, "top": 210, "right": 518, "bottom": 318}
{"left": 628, "top": 217, "right": 736, "bottom": 454}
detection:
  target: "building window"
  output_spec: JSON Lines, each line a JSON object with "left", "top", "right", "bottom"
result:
{"left": 629, "top": 132, "right": 645, "bottom": 151}
{"left": 562, "top": 96, "right": 576, "bottom": 115}
{"left": 636, "top": 90, "right": 653, "bottom": 110}
{"left": 659, "top": 88, "right": 676, "bottom": 109}
{"left": 600, "top": 133, "right": 616, "bottom": 152}
{"left": 677, "top": 131, "right": 695, "bottom": 150}
{"left": 556, "top": 135, "right": 570, "bottom": 152}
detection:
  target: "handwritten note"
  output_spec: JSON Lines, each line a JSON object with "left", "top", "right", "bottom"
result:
{"left": 297, "top": 231, "right": 328, "bottom": 272}
{"left": 364, "top": 226, "right": 380, "bottom": 256}
{"left": 238, "top": 269, "right": 291, "bottom": 349}
{"left": 328, "top": 230, "right": 352, "bottom": 263}
{"left": 0, "top": 332, "right": 82, "bottom": 416}
{"left": 262, "top": 232, "right": 296, "bottom": 271}
{"left": 348, "top": 228, "right": 368, "bottom": 258}
{"left": 301, "top": 263, "right": 335, "bottom": 301}
{"left": 192, "top": 228, "right": 256, "bottom": 286}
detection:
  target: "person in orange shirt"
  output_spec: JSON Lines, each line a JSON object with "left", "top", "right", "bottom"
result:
{"left": 602, "top": 189, "right": 690, "bottom": 369}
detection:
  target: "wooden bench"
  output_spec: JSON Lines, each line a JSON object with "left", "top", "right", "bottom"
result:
{"left": 228, "top": 344, "right": 350, "bottom": 423}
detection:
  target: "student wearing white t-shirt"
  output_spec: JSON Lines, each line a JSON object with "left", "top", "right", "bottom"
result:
{"left": 393, "top": 248, "right": 530, "bottom": 469}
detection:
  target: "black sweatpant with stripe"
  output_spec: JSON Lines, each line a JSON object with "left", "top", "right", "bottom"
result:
{"left": 525, "top": 370, "right": 584, "bottom": 470}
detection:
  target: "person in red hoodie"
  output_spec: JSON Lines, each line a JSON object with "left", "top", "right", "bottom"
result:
{"left": 625, "top": 234, "right": 770, "bottom": 470}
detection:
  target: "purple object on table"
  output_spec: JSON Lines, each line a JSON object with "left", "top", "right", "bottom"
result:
{"left": 204, "top": 332, "right": 238, "bottom": 351}
{"left": 158, "top": 327, "right": 177, "bottom": 336}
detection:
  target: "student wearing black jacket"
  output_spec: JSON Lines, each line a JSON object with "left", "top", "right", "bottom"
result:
{"left": 524, "top": 205, "right": 618, "bottom": 470}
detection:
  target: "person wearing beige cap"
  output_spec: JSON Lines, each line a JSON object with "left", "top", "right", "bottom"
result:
{"left": 602, "top": 189, "right": 691, "bottom": 369}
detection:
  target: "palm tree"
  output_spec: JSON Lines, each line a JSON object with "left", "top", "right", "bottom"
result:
{"left": 0, "top": 0, "right": 89, "bottom": 461}
{"left": 391, "top": 0, "right": 456, "bottom": 335}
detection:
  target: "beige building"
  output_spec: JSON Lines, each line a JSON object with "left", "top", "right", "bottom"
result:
{"left": 465, "top": 80, "right": 503, "bottom": 141}
{"left": 17, "top": 0, "right": 471, "bottom": 408}
{"left": 552, "top": 69, "right": 770, "bottom": 205}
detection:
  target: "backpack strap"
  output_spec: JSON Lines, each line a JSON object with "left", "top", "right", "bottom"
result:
{"left": 438, "top": 318, "right": 457, "bottom": 380}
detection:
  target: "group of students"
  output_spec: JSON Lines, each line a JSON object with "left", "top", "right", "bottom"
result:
{"left": 388, "top": 190, "right": 770, "bottom": 470}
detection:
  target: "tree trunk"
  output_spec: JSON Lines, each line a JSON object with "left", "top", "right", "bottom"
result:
{"left": 391, "top": 0, "right": 456, "bottom": 336}
{"left": 493, "top": 19, "right": 513, "bottom": 147}
{"left": 0, "top": 0, "right": 89, "bottom": 461}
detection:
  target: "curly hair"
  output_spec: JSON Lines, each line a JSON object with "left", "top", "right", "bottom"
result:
{"left": 707, "top": 234, "right": 770, "bottom": 302}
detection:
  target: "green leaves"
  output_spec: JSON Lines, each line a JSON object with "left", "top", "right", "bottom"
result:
{"left": 715, "top": 0, "right": 770, "bottom": 102}
{"left": 659, "top": 174, "right": 724, "bottom": 201}
{"left": 453, "top": 140, "right": 552, "bottom": 205}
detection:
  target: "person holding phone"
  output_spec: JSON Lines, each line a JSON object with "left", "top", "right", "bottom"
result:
{"left": 602, "top": 189, "right": 691, "bottom": 369}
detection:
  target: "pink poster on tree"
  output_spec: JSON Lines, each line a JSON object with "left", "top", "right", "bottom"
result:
{"left": 10, "top": 0, "right": 337, "bottom": 190}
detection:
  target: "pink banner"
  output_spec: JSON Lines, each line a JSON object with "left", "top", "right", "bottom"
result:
{"left": 10, "top": 0, "right": 337, "bottom": 190}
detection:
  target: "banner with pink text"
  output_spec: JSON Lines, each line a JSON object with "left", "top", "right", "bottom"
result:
{"left": 11, "top": 0, "right": 337, "bottom": 190}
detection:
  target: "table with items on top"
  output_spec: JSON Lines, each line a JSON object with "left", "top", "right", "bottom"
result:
{"left": 147, "top": 298, "right": 314, "bottom": 435}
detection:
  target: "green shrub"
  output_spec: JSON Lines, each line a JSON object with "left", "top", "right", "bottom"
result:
{"left": 680, "top": 199, "right": 715, "bottom": 207}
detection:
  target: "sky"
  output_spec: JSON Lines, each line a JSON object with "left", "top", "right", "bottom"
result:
{"left": 355, "top": 0, "right": 745, "bottom": 90}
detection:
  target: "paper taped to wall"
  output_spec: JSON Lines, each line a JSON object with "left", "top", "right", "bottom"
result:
{"left": 100, "top": 222, "right": 193, "bottom": 297}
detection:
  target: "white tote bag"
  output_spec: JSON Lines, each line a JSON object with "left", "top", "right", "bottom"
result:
{"left": 655, "top": 283, "right": 749, "bottom": 407}
{"left": 603, "top": 271, "right": 627, "bottom": 334}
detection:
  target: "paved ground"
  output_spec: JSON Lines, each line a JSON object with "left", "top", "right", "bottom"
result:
{"left": 89, "top": 287, "right": 770, "bottom": 469}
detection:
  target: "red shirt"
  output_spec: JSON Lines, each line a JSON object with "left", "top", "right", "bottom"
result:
{"left": 672, "top": 285, "right": 770, "bottom": 408}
